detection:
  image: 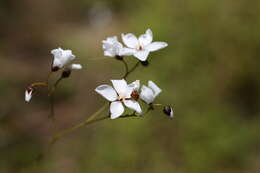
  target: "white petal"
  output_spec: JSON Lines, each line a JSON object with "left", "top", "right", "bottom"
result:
{"left": 119, "top": 48, "right": 136, "bottom": 56}
{"left": 25, "top": 89, "right": 32, "bottom": 102}
{"left": 148, "top": 81, "right": 162, "bottom": 97}
{"left": 70, "top": 64, "right": 82, "bottom": 70}
{"left": 140, "top": 85, "right": 155, "bottom": 104}
{"left": 133, "top": 50, "right": 149, "bottom": 61}
{"left": 110, "top": 101, "right": 125, "bottom": 119}
{"left": 102, "top": 36, "right": 124, "bottom": 57}
{"left": 138, "top": 28, "right": 153, "bottom": 47}
{"left": 128, "top": 80, "right": 140, "bottom": 91}
{"left": 51, "top": 48, "right": 76, "bottom": 68}
{"left": 123, "top": 100, "right": 142, "bottom": 114}
{"left": 121, "top": 33, "right": 139, "bottom": 49}
{"left": 111, "top": 79, "right": 128, "bottom": 96}
{"left": 145, "top": 42, "right": 168, "bottom": 52}
{"left": 95, "top": 85, "right": 117, "bottom": 102}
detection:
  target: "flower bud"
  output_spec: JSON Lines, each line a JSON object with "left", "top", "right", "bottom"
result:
{"left": 52, "top": 66, "right": 60, "bottom": 72}
{"left": 141, "top": 60, "right": 149, "bottom": 66}
{"left": 25, "top": 87, "right": 33, "bottom": 102}
{"left": 163, "top": 105, "right": 174, "bottom": 118}
{"left": 61, "top": 69, "right": 71, "bottom": 78}
{"left": 115, "top": 55, "right": 123, "bottom": 60}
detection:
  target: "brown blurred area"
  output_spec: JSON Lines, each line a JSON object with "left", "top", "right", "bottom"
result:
{"left": 0, "top": 0, "right": 260, "bottom": 173}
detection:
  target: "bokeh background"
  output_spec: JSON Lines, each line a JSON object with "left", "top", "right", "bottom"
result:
{"left": 0, "top": 0, "right": 260, "bottom": 172}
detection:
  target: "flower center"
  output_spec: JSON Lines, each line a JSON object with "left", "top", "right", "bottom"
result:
{"left": 118, "top": 95, "right": 125, "bottom": 102}
{"left": 137, "top": 42, "right": 144, "bottom": 50}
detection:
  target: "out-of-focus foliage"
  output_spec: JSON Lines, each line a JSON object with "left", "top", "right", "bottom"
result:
{"left": 0, "top": 0, "right": 259, "bottom": 172}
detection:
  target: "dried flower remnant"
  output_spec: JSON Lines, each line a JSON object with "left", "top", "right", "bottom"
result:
{"left": 163, "top": 105, "right": 174, "bottom": 118}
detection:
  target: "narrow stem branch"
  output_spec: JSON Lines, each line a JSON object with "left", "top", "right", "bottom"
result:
{"left": 124, "top": 61, "right": 140, "bottom": 79}
{"left": 121, "top": 59, "right": 129, "bottom": 78}
{"left": 31, "top": 82, "right": 48, "bottom": 88}
{"left": 49, "top": 103, "right": 109, "bottom": 145}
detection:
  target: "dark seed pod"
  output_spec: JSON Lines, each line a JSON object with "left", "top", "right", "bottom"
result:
{"left": 163, "top": 105, "right": 174, "bottom": 118}
{"left": 61, "top": 69, "right": 71, "bottom": 78}
{"left": 141, "top": 60, "right": 149, "bottom": 66}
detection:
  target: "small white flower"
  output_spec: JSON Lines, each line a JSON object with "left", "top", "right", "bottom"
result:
{"left": 51, "top": 48, "right": 76, "bottom": 71}
{"left": 70, "top": 64, "right": 82, "bottom": 70}
{"left": 121, "top": 29, "right": 168, "bottom": 61}
{"left": 140, "top": 81, "right": 162, "bottom": 104}
{"left": 102, "top": 36, "right": 135, "bottom": 57}
{"left": 95, "top": 79, "right": 142, "bottom": 119}
{"left": 25, "top": 87, "right": 33, "bottom": 102}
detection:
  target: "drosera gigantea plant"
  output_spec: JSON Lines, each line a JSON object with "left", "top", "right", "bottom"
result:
{"left": 25, "top": 28, "right": 174, "bottom": 148}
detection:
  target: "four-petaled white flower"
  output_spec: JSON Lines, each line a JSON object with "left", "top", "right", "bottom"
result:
{"left": 51, "top": 48, "right": 76, "bottom": 71}
{"left": 25, "top": 87, "right": 33, "bottom": 102}
{"left": 95, "top": 79, "right": 142, "bottom": 119}
{"left": 102, "top": 36, "right": 135, "bottom": 57}
{"left": 140, "top": 81, "right": 162, "bottom": 104}
{"left": 121, "top": 29, "right": 168, "bottom": 61}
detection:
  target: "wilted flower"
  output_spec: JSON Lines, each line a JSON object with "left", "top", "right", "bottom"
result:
{"left": 163, "top": 105, "right": 174, "bottom": 118}
{"left": 25, "top": 87, "right": 33, "bottom": 102}
{"left": 95, "top": 79, "right": 142, "bottom": 119}
{"left": 121, "top": 29, "right": 168, "bottom": 61}
{"left": 140, "top": 81, "right": 162, "bottom": 104}
{"left": 102, "top": 36, "right": 135, "bottom": 57}
{"left": 51, "top": 48, "right": 76, "bottom": 71}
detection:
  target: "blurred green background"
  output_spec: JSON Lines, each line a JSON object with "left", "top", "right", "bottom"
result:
{"left": 0, "top": 0, "right": 260, "bottom": 172}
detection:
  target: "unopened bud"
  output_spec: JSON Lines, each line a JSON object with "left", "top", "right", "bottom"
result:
{"left": 163, "top": 105, "right": 174, "bottom": 118}
{"left": 61, "top": 69, "right": 71, "bottom": 78}
{"left": 52, "top": 66, "right": 60, "bottom": 72}
{"left": 115, "top": 55, "right": 123, "bottom": 60}
{"left": 141, "top": 60, "right": 149, "bottom": 66}
{"left": 25, "top": 87, "right": 33, "bottom": 102}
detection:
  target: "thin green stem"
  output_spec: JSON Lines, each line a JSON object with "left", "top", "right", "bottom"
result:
{"left": 121, "top": 59, "right": 129, "bottom": 78}
{"left": 49, "top": 103, "right": 109, "bottom": 145}
{"left": 31, "top": 82, "right": 48, "bottom": 88}
{"left": 124, "top": 61, "right": 140, "bottom": 79}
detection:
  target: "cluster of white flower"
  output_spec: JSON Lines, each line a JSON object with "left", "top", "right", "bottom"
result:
{"left": 25, "top": 28, "right": 173, "bottom": 121}
{"left": 102, "top": 28, "right": 168, "bottom": 61}
{"left": 25, "top": 48, "right": 82, "bottom": 102}
{"left": 95, "top": 79, "right": 161, "bottom": 119}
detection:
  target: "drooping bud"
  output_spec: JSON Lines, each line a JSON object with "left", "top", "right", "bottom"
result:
{"left": 25, "top": 87, "right": 33, "bottom": 102}
{"left": 163, "top": 105, "right": 174, "bottom": 118}
{"left": 61, "top": 69, "right": 71, "bottom": 78}
{"left": 141, "top": 60, "right": 149, "bottom": 66}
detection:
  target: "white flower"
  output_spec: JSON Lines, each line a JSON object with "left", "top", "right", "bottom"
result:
{"left": 25, "top": 87, "right": 33, "bottom": 102}
{"left": 121, "top": 28, "right": 168, "bottom": 61}
{"left": 51, "top": 47, "right": 76, "bottom": 71}
{"left": 102, "top": 36, "right": 135, "bottom": 57}
{"left": 95, "top": 79, "right": 142, "bottom": 119}
{"left": 140, "top": 81, "right": 162, "bottom": 104}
